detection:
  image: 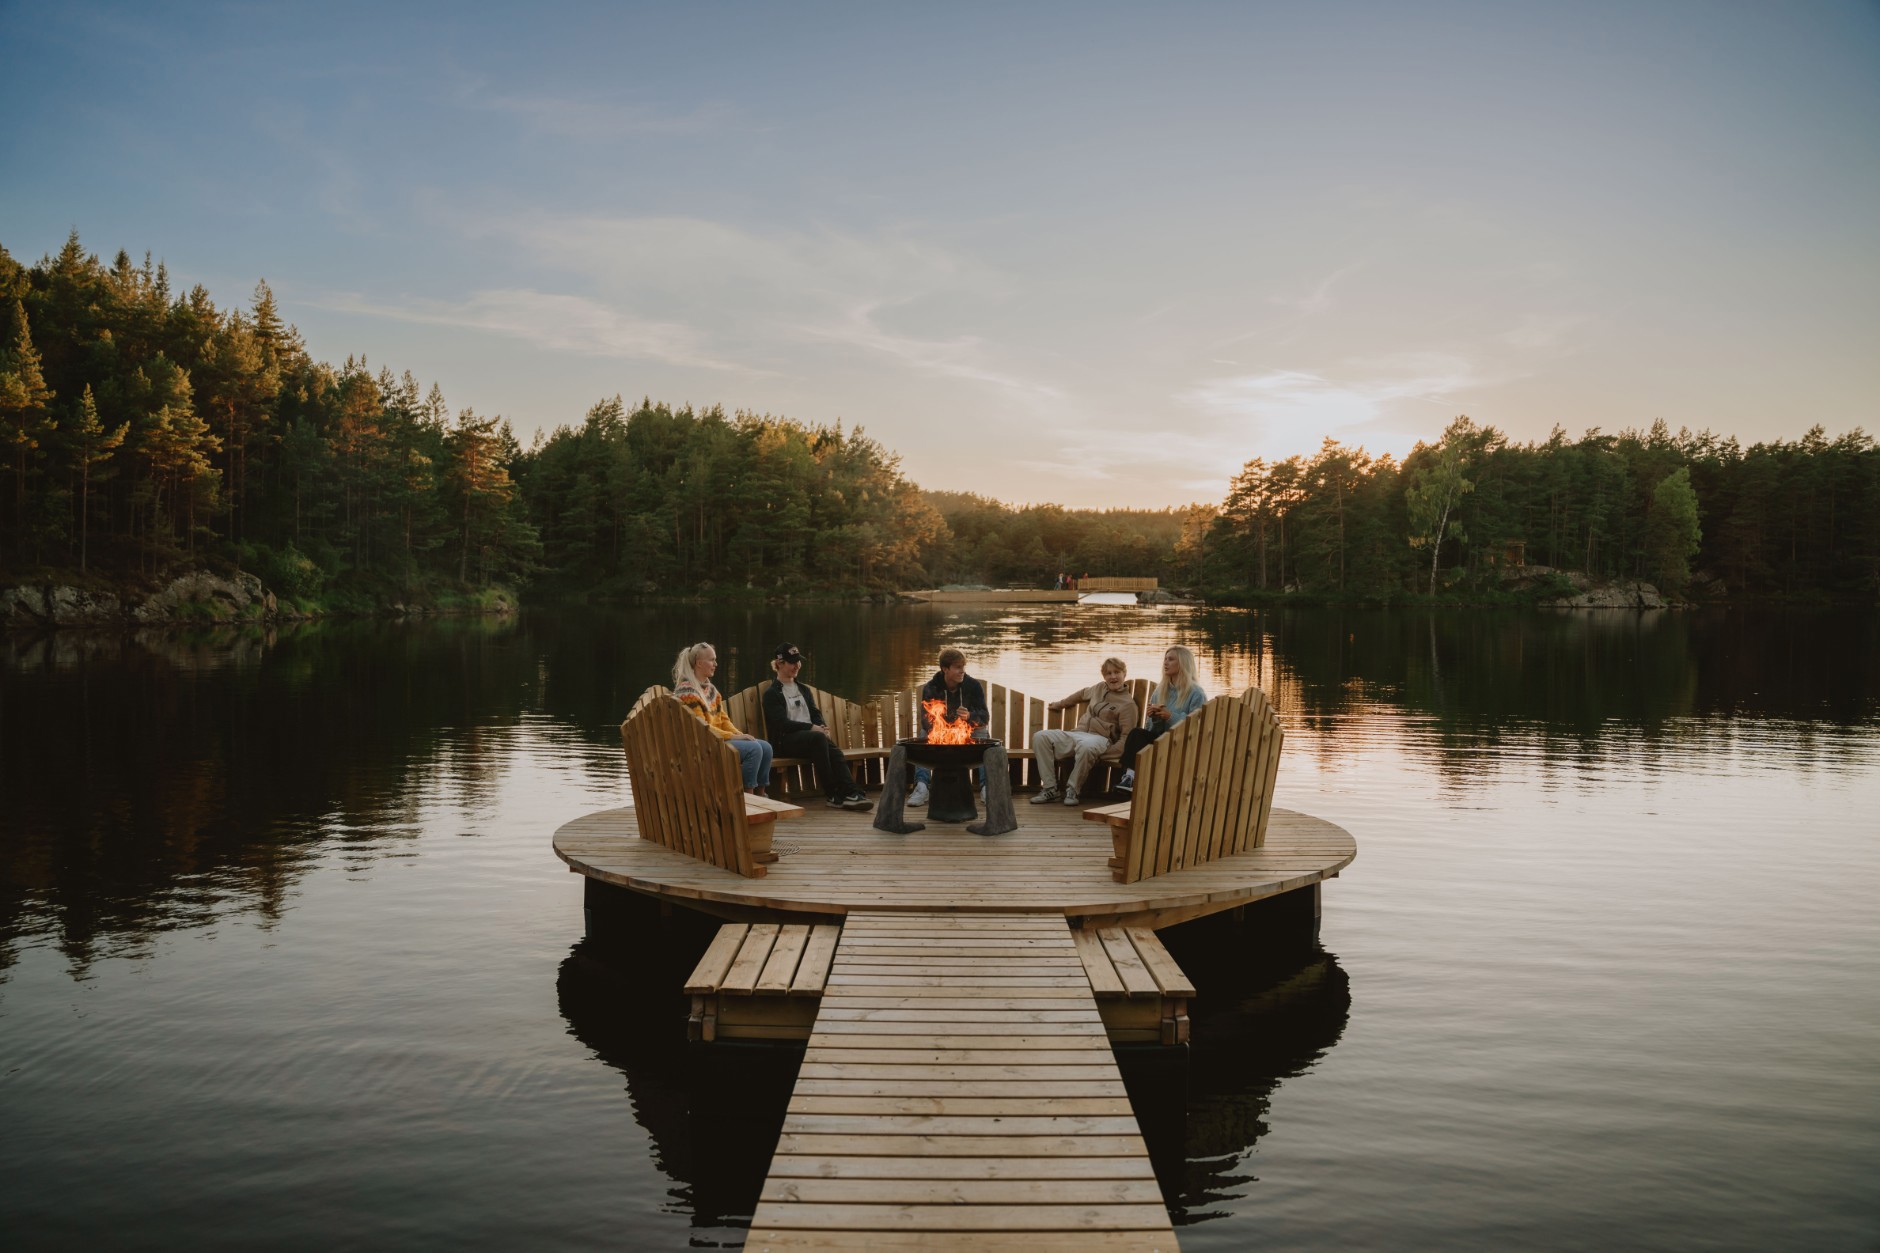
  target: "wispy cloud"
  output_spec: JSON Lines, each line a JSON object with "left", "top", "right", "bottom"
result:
{"left": 1180, "top": 352, "right": 1491, "bottom": 460}
{"left": 317, "top": 288, "right": 753, "bottom": 372}
{"left": 444, "top": 210, "right": 1062, "bottom": 402}
{"left": 803, "top": 301, "right": 1063, "bottom": 405}
{"left": 467, "top": 92, "right": 736, "bottom": 138}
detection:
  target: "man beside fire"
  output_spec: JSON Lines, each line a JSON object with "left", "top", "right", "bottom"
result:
{"left": 906, "top": 647, "right": 989, "bottom": 808}
{"left": 876, "top": 646, "right": 1017, "bottom": 837}
{"left": 1029, "top": 656, "right": 1139, "bottom": 805}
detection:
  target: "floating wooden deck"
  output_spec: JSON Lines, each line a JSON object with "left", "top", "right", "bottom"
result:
{"left": 900, "top": 589, "right": 1081, "bottom": 604}
{"left": 747, "top": 911, "right": 1178, "bottom": 1251}
{"left": 555, "top": 801, "right": 1354, "bottom": 929}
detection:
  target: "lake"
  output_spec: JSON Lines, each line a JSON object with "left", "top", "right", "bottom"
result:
{"left": 2, "top": 605, "right": 1877, "bottom": 1250}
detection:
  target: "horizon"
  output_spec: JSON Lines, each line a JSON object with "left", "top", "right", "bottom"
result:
{"left": 3, "top": 1, "right": 1875, "bottom": 509}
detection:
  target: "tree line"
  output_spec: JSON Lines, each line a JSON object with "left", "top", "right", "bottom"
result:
{"left": 1195, "top": 416, "right": 1879, "bottom": 602}
{"left": 2, "top": 233, "right": 1872, "bottom": 605}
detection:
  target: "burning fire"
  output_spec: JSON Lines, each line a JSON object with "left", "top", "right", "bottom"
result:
{"left": 922, "top": 699, "right": 976, "bottom": 745}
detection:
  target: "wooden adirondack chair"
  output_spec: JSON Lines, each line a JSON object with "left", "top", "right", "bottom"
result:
{"left": 1082, "top": 685, "right": 1284, "bottom": 883}
{"left": 618, "top": 687, "right": 802, "bottom": 878}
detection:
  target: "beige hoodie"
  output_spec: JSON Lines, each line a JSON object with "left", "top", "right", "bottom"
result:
{"left": 1057, "top": 682, "right": 1140, "bottom": 744}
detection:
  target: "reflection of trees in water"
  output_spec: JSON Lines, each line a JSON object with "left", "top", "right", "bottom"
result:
{"left": 0, "top": 617, "right": 538, "bottom": 977}
{"left": 1152, "top": 912, "right": 1352, "bottom": 1227}
{"left": 555, "top": 904, "right": 800, "bottom": 1241}
{"left": 1183, "top": 608, "right": 1879, "bottom": 779}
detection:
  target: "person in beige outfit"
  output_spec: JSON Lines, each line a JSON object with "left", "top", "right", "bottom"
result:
{"left": 1030, "top": 657, "right": 1139, "bottom": 805}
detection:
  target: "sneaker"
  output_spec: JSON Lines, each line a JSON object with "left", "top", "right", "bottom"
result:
{"left": 826, "top": 795, "right": 850, "bottom": 809}
{"left": 842, "top": 790, "right": 872, "bottom": 811}
{"left": 908, "top": 781, "right": 929, "bottom": 807}
{"left": 1116, "top": 769, "right": 1134, "bottom": 794}
{"left": 1063, "top": 787, "right": 1081, "bottom": 805}
{"left": 1030, "top": 788, "right": 1061, "bottom": 805}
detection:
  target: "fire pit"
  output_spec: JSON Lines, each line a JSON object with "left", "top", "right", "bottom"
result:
{"left": 897, "top": 736, "right": 999, "bottom": 822}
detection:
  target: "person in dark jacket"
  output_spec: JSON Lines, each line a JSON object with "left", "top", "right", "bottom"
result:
{"left": 762, "top": 643, "right": 871, "bottom": 810}
{"left": 908, "top": 647, "right": 990, "bottom": 807}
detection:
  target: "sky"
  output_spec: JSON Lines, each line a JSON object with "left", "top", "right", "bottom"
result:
{"left": 2, "top": 1, "right": 1876, "bottom": 508}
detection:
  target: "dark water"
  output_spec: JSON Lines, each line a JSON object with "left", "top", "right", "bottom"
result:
{"left": 2, "top": 606, "right": 1877, "bottom": 1250}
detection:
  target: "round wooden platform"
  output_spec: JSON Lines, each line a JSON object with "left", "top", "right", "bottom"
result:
{"left": 554, "top": 800, "right": 1356, "bottom": 928}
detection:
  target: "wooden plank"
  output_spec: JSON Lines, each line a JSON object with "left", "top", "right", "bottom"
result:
{"left": 760, "top": 1177, "right": 1165, "bottom": 1205}
{"left": 1096, "top": 927, "right": 1159, "bottom": 999}
{"left": 745, "top": 1230, "right": 1177, "bottom": 1250}
{"left": 683, "top": 923, "right": 750, "bottom": 994}
{"left": 791, "top": 1078, "right": 1126, "bottom": 1098}
{"left": 723, "top": 923, "right": 781, "bottom": 993}
{"left": 774, "top": 1133, "right": 1149, "bottom": 1157}
{"left": 746, "top": 1202, "right": 1173, "bottom": 1231}
{"left": 786, "top": 1097, "right": 1135, "bottom": 1116}
{"left": 756, "top": 925, "right": 811, "bottom": 994}
{"left": 1124, "top": 927, "right": 1194, "bottom": 998}
{"left": 798, "top": 1064, "right": 1121, "bottom": 1081}
{"left": 790, "top": 924, "right": 841, "bottom": 995}
{"left": 1070, "top": 926, "right": 1125, "bottom": 998}
{"left": 745, "top": 793, "right": 808, "bottom": 823}
{"left": 765, "top": 1154, "right": 1154, "bottom": 1179}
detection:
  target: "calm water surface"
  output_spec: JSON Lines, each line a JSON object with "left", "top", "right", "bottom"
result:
{"left": 3, "top": 606, "right": 1877, "bottom": 1250}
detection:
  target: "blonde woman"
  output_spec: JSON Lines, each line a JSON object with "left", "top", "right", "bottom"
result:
{"left": 671, "top": 642, "right": 775, "bottom": 794}
{"left": 1116, "top": 645, "right": 1206, "bottom": 793}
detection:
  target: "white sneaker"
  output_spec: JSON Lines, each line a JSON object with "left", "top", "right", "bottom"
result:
{"left": 908, "top": 781, "right": 929, "bottom": 807}
{"left": 1029, "top": 788, "right": 1061, "bottom": 805}
{"left": 1117, "top": 769, "right": 1135, "bottom": 793}
{"left": 1063, "top": 787, "right": 1081, "bottom": 805}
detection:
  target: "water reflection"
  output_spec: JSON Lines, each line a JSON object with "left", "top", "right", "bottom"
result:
{"left": 4, "top": 607, "right": 1873, "bottom": 976}
{"left": 556, "top": 908, "right": 794, "bottom": 1244}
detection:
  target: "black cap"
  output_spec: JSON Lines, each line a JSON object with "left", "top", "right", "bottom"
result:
{"left": 773, "top": 642, "right": 802, "bottom": 663}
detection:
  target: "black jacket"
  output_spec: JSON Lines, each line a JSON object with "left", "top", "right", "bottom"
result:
{"left": 917, "top": 671, "right": 989, "bottom": 733}
{"left": 763, "top": 679, "right": 826, "bottom": 745}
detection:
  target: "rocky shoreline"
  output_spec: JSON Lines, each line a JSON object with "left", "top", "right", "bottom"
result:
{"left": 2, "top": 572, "right": 519, "bottom": 630}
{"left": 2, "top": 572, "right": 283, "bottom": 629}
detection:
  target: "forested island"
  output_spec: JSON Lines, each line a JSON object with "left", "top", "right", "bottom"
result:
{"left": 1, "top": 233, "right": 1875, "bottom": 625}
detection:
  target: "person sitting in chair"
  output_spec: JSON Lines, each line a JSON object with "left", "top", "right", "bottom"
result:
{"left": 907, "top": 647, "right": 989, "bottom": 808}
{"left": 670, "top": 641, "right": 774, "bottom": 795}
{"left": 762, "top": 643, "right": 871, "bottom": 810}
{"left": 1030, "top": 657, "right": 1139, "bottom": 805}
{"left": 1116, "top": 645, "right": 1207, "bottom": 793}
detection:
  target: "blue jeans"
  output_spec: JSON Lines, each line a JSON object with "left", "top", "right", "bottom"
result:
{"left": 731, "top": 738, "right": 774, "bottom": 790}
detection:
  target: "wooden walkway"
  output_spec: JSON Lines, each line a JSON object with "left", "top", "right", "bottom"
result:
{"left": 747, "top": 911, "right": 1178, "bottom": 1251}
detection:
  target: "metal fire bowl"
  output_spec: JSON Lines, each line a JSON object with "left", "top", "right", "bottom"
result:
{"left": 897, "top": 737, "right": 999, "bottom": 768}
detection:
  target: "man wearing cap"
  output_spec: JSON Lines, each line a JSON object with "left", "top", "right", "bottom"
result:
{"left": 762, "top": 643, "right": 872, "bottom": 810}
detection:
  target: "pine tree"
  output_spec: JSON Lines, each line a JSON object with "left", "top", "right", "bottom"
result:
{"left": 68, "top": 384, "right": 128, "bottom": 571}
{"left": 0, "top": 300, "right": 57, "bottom": 549}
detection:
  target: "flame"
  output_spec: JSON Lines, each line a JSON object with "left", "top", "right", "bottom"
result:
{"left": 922, "top": 698, "right": 975, "bottom": 745}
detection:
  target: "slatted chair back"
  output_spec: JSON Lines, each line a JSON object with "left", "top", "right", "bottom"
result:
{"left": 1119, "top": 684, "right": 1284, "bottom": 883}
{"left": 617, "top": 692, "right": 757, "bottom": 878}
{"left": 627, "top": 683, "right": 673, "bottom": 720}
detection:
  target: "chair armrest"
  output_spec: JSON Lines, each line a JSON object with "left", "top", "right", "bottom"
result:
{"left": 1080, "top": 801, "right": 1133, "bottom": 829}
{"left": 743, "top": 794, "right": 806, "bottom": 825}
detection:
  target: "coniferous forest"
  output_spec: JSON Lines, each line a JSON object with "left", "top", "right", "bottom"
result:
{"left": 1, "top": 234, "right": 1874, "bottom": 609}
